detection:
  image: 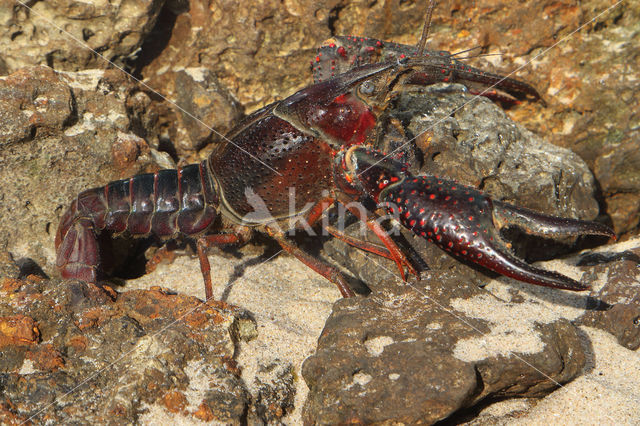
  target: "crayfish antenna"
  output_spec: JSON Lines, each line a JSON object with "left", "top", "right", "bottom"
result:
{"left": 416, "top": 0, "right": 437, "bottom": 57}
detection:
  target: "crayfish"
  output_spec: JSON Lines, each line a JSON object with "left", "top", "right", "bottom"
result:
{"left": 55, "top": 1, "right": 614, "bottom": 300}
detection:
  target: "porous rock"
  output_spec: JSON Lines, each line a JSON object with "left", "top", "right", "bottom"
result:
{"left": 386, "top": 87, "right": 601, "bottom": 223}
{"left": 577, "top": 239, "right": 640, "bottom": 350}
{"left": 0, "top": 0, "right": 166, "bottom": 73}
{"left": 0, "top": 274, "right": 253, "bottom": 424}
{"left": 302, "top": 270, "right": 586, "bottom": 424}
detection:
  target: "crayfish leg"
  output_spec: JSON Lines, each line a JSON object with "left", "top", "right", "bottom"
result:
{"left": 340, "top": 202, "right": 420, "bottom": 281}
{"left": 267, "top": 228, "right": 355, "bottom": 298}
{"left": 196, "top": 232, "right": 250, "bottom": 301}
{"left": 325, "top": 225, "right": 395, "bottom": 261}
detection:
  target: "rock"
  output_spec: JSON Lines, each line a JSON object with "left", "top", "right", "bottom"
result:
{"left": 593, "top": 140, "right": 640, "bottom": 233}
{"left": 250, "top": 361, "right": 296, "bottom": 423}
{"left": 302, "top": 271, "right": 586, "bottom": 424}
{"left": 137, "top": 0, "right": 330, "bottom": 112}
{"left": 311, "top": 234, "right": 640, "bottom": 423}
{"left": 0, "top": 276, "right": 253, "bottom": 423}
{"left": 147, "top": 67, "right": 243, "bottom": 154}
{"left": 0, "top": 0, "right": 166, "bottom": 73}
{"left": 576, "top": 238, "right": 640, "bottom": 350}
{"left": 384, "top": 87, "right": 601, "bottom": 222}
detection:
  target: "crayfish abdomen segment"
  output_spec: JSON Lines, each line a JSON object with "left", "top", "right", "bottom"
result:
{"left": 55, "top": 161, "right": 219, "bottom": 282}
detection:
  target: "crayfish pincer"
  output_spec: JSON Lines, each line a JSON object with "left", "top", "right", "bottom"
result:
{"left": 55, "top": 2, "right": 614, "bottom": 300}
{"left": 336, "top": 146, "right": 615, "bottom": 291}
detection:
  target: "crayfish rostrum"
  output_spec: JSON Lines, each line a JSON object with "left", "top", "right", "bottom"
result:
{"left": 55, "top": 2, "right": 614, "bottom": 300}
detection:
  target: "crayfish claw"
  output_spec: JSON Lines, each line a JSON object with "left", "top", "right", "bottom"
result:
{"left": 492, "top": 200, "right": 616, "bottom": 241}
{"left": 381, "top": 176, "right": 611, "bottom": 291}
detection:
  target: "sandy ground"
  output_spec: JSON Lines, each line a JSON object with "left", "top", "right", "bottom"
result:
{"left": 125, "top": 238, "right": 640, "bottom": 424}
{"left": 127, "top": 245, "right": 341, "bottom": 424}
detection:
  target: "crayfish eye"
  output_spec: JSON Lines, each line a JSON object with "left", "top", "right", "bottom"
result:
{"left": 359, "top": 80, "right": 375, "bottom": 95}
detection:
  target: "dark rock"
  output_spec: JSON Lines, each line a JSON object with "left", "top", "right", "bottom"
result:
{"left": 577, "top": 239, "right": 640, "bottom": 350}
{"left": 251, "top": 361, "right": 296, "bottom": 423}
{"left": 0, "top": 277, "right": 254, "bottom": 423}
{"left": 385, "top": 87, "right": 601, "bottom": 222}
{"left": 302, "top": 274, "right": 586, "bottom": 424}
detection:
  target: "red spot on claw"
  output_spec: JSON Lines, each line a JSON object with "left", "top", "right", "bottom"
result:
{"left": 429, "top": 194, "right": 436, "bottom": 200}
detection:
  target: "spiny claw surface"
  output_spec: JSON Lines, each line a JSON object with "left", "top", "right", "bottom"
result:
{"left": 380, "top": 176, "right": 614, "bottom": 290}
{"left": 312, "top": 36, "right": 542, "bottom": 103}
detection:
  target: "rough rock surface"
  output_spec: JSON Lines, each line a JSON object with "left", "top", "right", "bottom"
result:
{"left": 304, "top": 237, "right": 640, "bottom": 424}
{"left": 381, "top": 87, "right": 601, "bottom": 222}
{"left": 302, "top": 281, "right": 585, "bottom": 424}
{"left": 0, "top": 0, "right": 165, "bottom": 73}
{"left": 576, "top": 241, "right": 640, "bottom": 350}
{"left": 0, "top": 273, "right": 255, "bottom": 423}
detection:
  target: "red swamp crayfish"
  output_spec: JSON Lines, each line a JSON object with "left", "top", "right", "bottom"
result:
{"left": 55, "top": 2, "right": 615, "bottom": 300}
